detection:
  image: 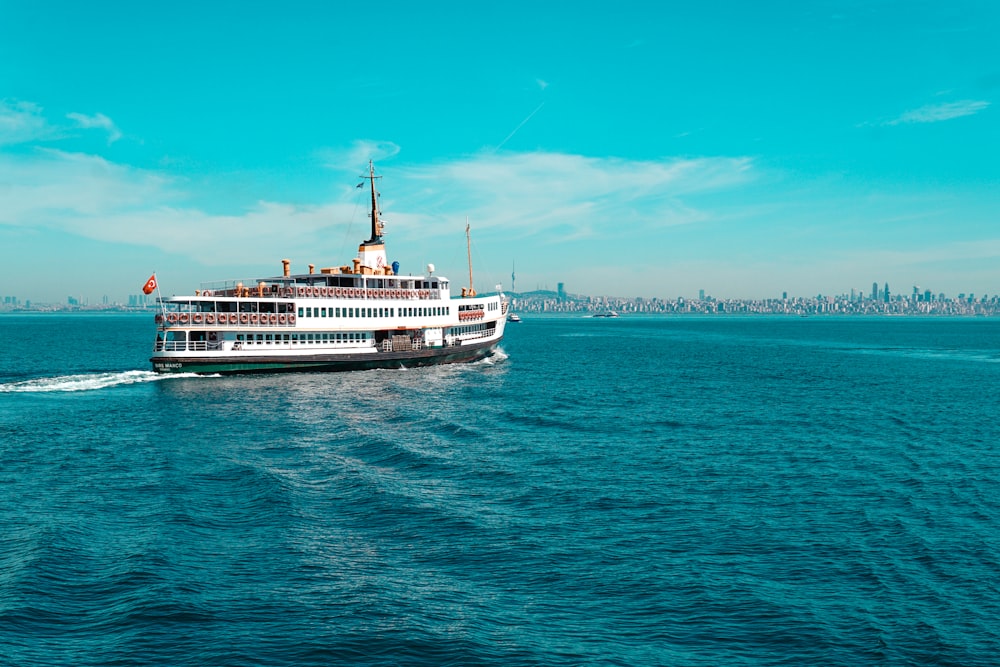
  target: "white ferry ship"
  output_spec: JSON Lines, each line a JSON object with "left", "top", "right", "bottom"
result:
{"left": 150, "top": 163, "right": 508, "bottom": 374}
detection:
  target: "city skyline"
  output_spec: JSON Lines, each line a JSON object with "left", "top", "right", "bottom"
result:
{"left": 2, "top": 2, "right": 999, "bottom": 302}
{"left": 1, "top": 276, "right": 994, "bottom": 313}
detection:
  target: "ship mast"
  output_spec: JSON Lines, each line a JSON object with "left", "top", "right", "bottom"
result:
{"left": 466, "top": 218, "right": 476, "bottom": 297}
{"left": 365, "top": 160, "right": 383, "bottom": 243}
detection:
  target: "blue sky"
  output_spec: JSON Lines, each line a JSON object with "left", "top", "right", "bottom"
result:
{"left": 1, "top": 1, "right": 998, "bottom": 302}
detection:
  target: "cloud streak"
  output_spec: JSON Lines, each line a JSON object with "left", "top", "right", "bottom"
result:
{"left": 317, "top": 140, "right": 401, "bottom": 171}
{"left": 887, "top": 99, "right": 990, "bottom": 125}
{"left": 0, "top": 100, "right": 52, "bottom": 145}
{"left": 67, "top": 112, "right": 122, "bottom": 143}
{"left": 392, "top": 151, "right": 754, "bottom": 240}
{"left": 0, "top": 144, "right": 755, "bottom": 271}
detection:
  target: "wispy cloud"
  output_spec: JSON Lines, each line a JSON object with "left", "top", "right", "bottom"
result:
{"left": 887, "top": 99, "right": 990, "bottom": 125}
{"left": 0, "top": 147, "right": 362, "bottom": 267}
{"left": 0, "top": 99, "right": 52, "bottom": 145}
{"left": 66, "top": 112, "right": 122, "bottom": 143}
{"left": 0, "top": 99, "right": 757, "bottom": 282}
{"left": 389, "top": 151, "right": 755, "bottom": 241}
{"left": 0, "top": 143, "right": 755, "bottom": 269}
{"left": 317, "top": 140, "right": 401, "bottom": 171}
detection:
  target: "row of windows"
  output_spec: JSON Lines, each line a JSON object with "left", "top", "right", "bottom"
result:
{"left": 299, "top": 306, "right": 451, "bottom": 318}
{"left": 452, "top": 323, "right": 489, "bottom": 335}
{"left": 236, "top": 332, "right": 372, "bottom": 345}
{"left": 168, "top": 301, "right": 296, "bottom": 314}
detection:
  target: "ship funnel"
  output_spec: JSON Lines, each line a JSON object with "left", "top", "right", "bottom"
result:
{"left": 282, "top": 259, "right": 290, "bottom": 277}
{"left": 309, "top": 264, "right": 315, "bottom": 275}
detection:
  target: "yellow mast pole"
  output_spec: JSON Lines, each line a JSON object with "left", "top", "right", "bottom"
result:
{"left": 466, "top": 218, "right": 475, "bottom": 297}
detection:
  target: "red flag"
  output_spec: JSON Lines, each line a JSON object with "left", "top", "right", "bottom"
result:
{"left": 142, "top": 274, "right": 157, "bottom": 295}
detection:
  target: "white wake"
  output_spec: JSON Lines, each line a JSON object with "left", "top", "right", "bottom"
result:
{"left": 0, "top": 370, "right": 204, "bottom": 393}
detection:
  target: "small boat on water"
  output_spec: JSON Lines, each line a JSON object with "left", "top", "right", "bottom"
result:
{"left": 592, "top": 311, "right": 619, "bottom": 318}
{"left": 507, "top": 312, "right": 522, "bottom": 323}
{"left": 149, "top": 162, "right": 508, "bottom": 374}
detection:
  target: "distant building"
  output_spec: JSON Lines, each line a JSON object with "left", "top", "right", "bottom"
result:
{"left": 557, "top": 283, "right": 565, "bottom": 301}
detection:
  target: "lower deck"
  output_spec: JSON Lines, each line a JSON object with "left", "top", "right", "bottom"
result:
{"left": 151, "top": 333, "right": 500, "bottom": 374}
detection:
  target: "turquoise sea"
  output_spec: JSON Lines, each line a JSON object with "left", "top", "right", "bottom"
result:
{"left": 1, "top": 314, "right": 999, "bottom": 665}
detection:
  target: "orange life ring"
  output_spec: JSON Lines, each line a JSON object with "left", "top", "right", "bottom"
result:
{"left": 167, "top": 313, "right": 178, "bottom": 323}
{"left": 335, "top": 287, "right": 343, "bottom": 297}
{"left": 240, "top": 313, "right": 249, "bottom": 324}
{"left": 155, "top": 314, "right": 164, "bottom": 324}
{"left": 193, "top": 313, "right": 203, "bottom": 324}
{"left": 250, "top": 313, "right": 259, "bottom": 324}
{"left": 279, "top": 313, "right": 288, "bottom": 324}
{"left": 269, "top": 313, "right": 278, "bottom": 324}
{"left": 297, "top": 287, "right": 305, "bottom": 297}
{"left": 289, "top": 314, "right": 297, "bottom": 324}
{"left": 348, "top": 288, "right": 355, "bottom": 298}
{"left": 203, "top": 290, "right": 212, "bottom": 297}
{"left": 179, "top": 313, "right": 190, "bottom": 324}
{"left": 206, "top": 314, "right": 216, "bottom": 324}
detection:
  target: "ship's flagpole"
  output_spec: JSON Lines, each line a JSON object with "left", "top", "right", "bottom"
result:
{"left": 466, "top": 218, "right": 475, "bottom": 297}
{"left": 153, "top": 272, "right": 167, "bottom": 322}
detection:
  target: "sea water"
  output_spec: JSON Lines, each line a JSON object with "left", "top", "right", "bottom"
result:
{"left": 1, "top": 314, "right": 999, "bottom": 665}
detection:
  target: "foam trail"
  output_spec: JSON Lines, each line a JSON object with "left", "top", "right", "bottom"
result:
{"left": 478, "top": 347, "right": 509, "bottom": 365}
{"left": 0, "top": 370, "right": 204, "bottom": 393}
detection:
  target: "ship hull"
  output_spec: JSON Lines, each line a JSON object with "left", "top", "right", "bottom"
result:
{"left": 151, "top": 337, "right": 500, "bottom": 375}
